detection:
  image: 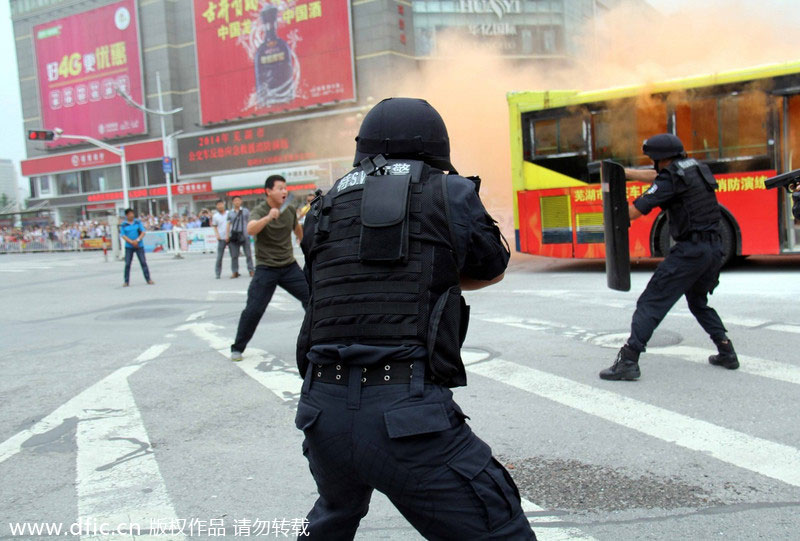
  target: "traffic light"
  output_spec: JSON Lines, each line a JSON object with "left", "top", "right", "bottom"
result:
{"left": 28, "top": 130, "right": 55, "bottom": 141}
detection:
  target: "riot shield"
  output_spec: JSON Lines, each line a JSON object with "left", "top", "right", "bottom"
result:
{"left": 601, "top": 160, "right": 631, "bottom": 291}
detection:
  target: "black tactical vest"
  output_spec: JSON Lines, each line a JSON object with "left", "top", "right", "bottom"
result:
{"left": 664, "top": 159, "right": 721, "bottom": 240}
{"left": 297, "top": 159, "right": 470, "bottom": 387}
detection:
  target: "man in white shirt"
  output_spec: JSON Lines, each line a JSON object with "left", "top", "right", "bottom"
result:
{"left": 212, "top": 199, "right": 230, "bottom": 279}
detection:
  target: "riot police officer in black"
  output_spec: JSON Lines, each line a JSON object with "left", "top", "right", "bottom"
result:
{"left": 600, "top": 134, "right": 739, "bottom": 381}
{"left": 295, "top": 98, "right": 535, "bottom": 540}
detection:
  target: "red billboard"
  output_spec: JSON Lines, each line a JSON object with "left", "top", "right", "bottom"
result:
{"left": 193, "top": 0, "right": 355, "bottom": 125}
{"left": 33, "top": 0, "right": 145, "bottom": 148}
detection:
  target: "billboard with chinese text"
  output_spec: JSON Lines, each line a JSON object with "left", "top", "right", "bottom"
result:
{"left": 33, "top": 0, "right": 146, "bottom": 148}
{"left": 193, "top": 0, "right": 355, "bottom": 124}
{"left": 176, "top": 112, "right": 356, "bottom": 177}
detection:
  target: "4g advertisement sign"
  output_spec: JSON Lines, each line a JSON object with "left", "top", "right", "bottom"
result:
{"left": 33, "top": 0, "right": 146, "bottom": 148}
{"left": 193, "top": 0, "right": 355, "bottom": 125}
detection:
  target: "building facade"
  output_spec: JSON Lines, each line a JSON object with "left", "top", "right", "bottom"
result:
{"left": 12, "top": 0, "right": 638, "bottom": 224}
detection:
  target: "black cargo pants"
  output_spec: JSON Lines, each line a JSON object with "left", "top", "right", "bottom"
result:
{"left": 627, "top": 237, "right": 728, "bottom": 352}
{"left": 295, "top": 361, "right": 536, "bottom": 540}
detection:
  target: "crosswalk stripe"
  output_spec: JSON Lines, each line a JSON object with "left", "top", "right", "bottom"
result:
{"left": 0, "top": 344, "right": 171, "bottom": 466}
{"left": 520, "top": 498, "right": 596, "bottom": 540}
{"left": 480, "top": 315, "right": 800, "bottom": 387}
{"left": 643, "top": 345, "right": 800, "bottom": 386}
{"left": 765, "top": 323, "right": 800, "bottom": 334}
{"left": 75, "top": 366, "right": 184, "bottom": 540}
{"left": 463, "top": 355, "right": 800, "bottom": 488}
{"left": 177, "top": 322, "right": 300, "bottom": 402}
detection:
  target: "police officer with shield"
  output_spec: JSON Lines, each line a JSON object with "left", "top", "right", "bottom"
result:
{"left": 600, "top": 134, "right": 738, "bottom": 381}
{"left": 295, "top": 98, "right": 535, "bottom": 540}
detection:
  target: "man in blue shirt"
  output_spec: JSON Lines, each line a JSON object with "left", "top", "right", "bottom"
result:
{"left": 120, "top": 208, "right": 154, "bottom": 287}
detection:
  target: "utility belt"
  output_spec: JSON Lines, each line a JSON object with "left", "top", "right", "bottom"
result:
{"left": 312, "top": 361, "right": 435, "bottom": 386}
{"left": 676, "top": 230, "right": 720, "bottom": 243}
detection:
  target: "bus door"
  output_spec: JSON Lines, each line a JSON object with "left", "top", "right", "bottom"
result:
{"left": 780, "top": 94, "right": 800, "bottom": 252}
{"left": 569, "top": 184, "right": 606, "bottom": 259}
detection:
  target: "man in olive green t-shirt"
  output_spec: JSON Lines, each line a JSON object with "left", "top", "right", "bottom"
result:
{"left": 230, "top": 175, "right": 310, "bottom": 360}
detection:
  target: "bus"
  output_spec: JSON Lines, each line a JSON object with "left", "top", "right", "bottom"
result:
{"left": 507, "top": 61, "right": 800, "bottom": 265}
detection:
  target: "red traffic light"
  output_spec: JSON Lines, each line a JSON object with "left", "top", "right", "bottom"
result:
{"left": 28, "top": 130, "right": 55, "bottom": 141}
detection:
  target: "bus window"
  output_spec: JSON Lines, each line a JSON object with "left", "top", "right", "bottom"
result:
{"left": 559, "top": 114, "right": 585, "bottom": 154}
{"left": 591, "top": 110, "right": 618, "bottom": 162}
{"left": 592, "top": 98, "right": 666, "bottom": 166}
{"left": 720, "top": 92, "right": 769, "bottom": 159}
{"left": 676, "top": 97, "right": 718, "bottom": 160}
{"left": 532, "top": 115, "right": 585, "bottom": 156}
{"left": 533, "top": 119, "right": 558, "bottom": 156}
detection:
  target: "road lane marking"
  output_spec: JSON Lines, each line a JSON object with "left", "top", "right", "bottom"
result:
{"left": 0, "top": 344, "right": 171, "bottom": 466}
{"left": 520, "top": 497, "right": 596, "bottom": 541}
{"left": 135, "top": 343, "right": 171, "bottom": 363}
{"left": 480, "top": 315, "right": 800, "bottom": 387}
{"left": 185, "top": 309, "right": 208, "bottom": 322}
{"left": 75, "top": 365, "right": 184, "bottom": 540}
{"left": 501, "top": 290, "right": 793, "bottom": 332}
{"left": 463, "top": 355, "right": 800, "bottom": 488}
{"left": 177, "top": 322, "right": 300, "bottom": 402}
{"left": 637, "top": 345, "right": 800, "bottom": 387}
{"left": 765, "top": 323, "right": 800, "bottom": 334}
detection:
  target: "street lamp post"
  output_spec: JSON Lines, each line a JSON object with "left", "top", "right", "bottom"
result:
{"left": 116, "top": 72, "right": 182, "bottom": 215}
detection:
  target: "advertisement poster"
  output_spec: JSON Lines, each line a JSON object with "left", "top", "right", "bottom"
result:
{"left": 177, "top": 112, "right": 355, "bottom": 176}
{"left": 33, "top": 0, "right": 145, "bottom": 148}
{"left": 142, "top": 231, "right": 169, "bottom": 253}
{"left": 193, "top": 0, "right": 355, "bottom": 124}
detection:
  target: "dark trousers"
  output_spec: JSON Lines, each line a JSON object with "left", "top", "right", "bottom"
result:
{"left": 628, "top": 239, "right": 728, "bottom": 352}
{"left": 296, "top": 363, "right": 535, "bottom": 541}
{"left": 229, "top": 239, "right": 254, "bottom": 274}
{"left": 124, "top": 246, "right": 151, "bottom": 284}
{"left": 215, "top": 239, "right": 228, "bottom": 278}
{"left": 231, "top": 262, "right": 309, "bottom": 353}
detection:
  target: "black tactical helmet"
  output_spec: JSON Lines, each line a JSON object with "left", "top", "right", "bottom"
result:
{"left": 642, "top": 133, "right": 686, "bottom": 160}
{"left": 354, "top": 98, "right": 456, "bottom": 172}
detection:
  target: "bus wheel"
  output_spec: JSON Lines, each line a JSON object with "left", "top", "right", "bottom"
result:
{"left": 719, "top": 216, "right": 737, "bottom": 267}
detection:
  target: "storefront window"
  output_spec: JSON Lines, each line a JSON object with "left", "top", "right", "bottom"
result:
{"left": 145, "top": 160, "right": 166, "bottom": 186}
{"left": 40, "top": 176, "right": 51, "bottom": 195}
{"left": 129, "top": 163, "right": 145, "bottom": 187}
{"left": 56, "top": 172, "right": 80, "bottom": 195}
{"left": 81, "top": 169, "right": 104, "bottom": 193}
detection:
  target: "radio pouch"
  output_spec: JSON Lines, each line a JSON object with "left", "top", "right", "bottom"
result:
{"left": 359, "top": 173, "right": 411, "bottom": 263}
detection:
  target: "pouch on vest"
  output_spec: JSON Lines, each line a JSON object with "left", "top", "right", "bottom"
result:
{"left": 359, "top": 174, "right": 412, "bottom": 263}
{"left": 296, "top": 305, "right": 313, "bottom": 377}
{"left": 697, "top": 163, "right": 718, "bottom": 191}
{"left": 427, "top": 285, "right": 469, "bottom": 387}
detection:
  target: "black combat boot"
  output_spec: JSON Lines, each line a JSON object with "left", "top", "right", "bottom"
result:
{"left": 599, "top": 345, "right": 641, "bottom": 381}
{"left": 709, "top": 339, "right": 739, "bottom": 370}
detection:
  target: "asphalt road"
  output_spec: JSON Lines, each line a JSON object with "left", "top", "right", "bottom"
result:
{"left": 1, "top": 249, "right": 799, "bottom": 540}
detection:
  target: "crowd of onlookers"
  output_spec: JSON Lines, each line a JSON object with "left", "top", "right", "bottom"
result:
{"left": 0, "top": 209, "right": 223, "bottom": 244}
{"left": 0, "top": 221, "right": 111, "bottom": 244}
{"left": 138, "top": 210, "right": 213, "bottom": 231}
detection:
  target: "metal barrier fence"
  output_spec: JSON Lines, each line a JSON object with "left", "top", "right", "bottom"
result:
{"left": 0, "top": 239, "right": 92, "bottom": 253}
{"left": 1, "top": 227, "right": 224, "bottom": 255}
